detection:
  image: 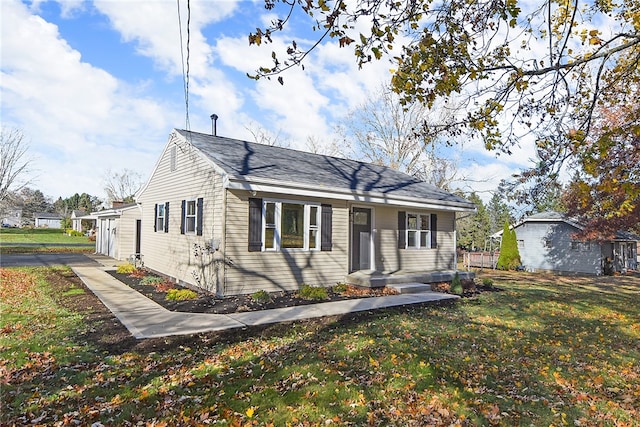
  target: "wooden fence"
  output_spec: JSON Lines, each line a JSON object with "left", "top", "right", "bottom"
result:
{"left": 463, "top": 251, "right": 500, "bottom": 269}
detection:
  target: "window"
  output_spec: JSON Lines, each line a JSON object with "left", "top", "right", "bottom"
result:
{"left": 155, "top": 202, "right": 169, "bottom": 233}
{"left": 185, "top": 200, "right": 196, "bottom": 233}
{"left": 181, "top": 198, "right": 203, "bottom": 236}
{"left": 264, "top": 202, "right": 276, "bottom": 249}
{"left": 248, "top": 198, "right": 327, "bottom": 252}
{"left": 309, "top": 206, "right": 319, "bottom": 249}
{"left": 406, "top": 213, "right": 431, "bottom": 249}
{"left": 281, "top": 203, "right": 305, "bottom": 248}
{"left": 571, "top": 240, "right": 590, "bottom": 251}
{"left": 266, "top": 201, "right": 320, "bottom": 251}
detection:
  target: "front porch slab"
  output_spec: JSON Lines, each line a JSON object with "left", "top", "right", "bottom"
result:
{"left": 345, "top": 270, "right": 475, "bottom": 288}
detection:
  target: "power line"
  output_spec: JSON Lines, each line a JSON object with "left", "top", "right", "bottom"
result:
{"left": 177, "top": 0, "right": 191, "bottom": 131}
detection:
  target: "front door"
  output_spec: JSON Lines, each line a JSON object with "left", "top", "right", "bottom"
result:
{"left": 351, "top": 207, "right": 372, "bottom": 271}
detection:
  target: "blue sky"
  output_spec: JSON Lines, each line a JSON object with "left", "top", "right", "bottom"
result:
{"left": 1, "top": 0, "right": 530, "bottom": 203}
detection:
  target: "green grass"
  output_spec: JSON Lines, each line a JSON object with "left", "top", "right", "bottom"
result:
{"left": 1, "top": 268, "right": 639, "bottom": 426}
{"left": 0, "top": 228, "right": 93, "bottom": 253}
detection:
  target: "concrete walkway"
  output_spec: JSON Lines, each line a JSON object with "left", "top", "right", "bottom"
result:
{"left": 71, "top": 263, "right": 459, "bottom": 339}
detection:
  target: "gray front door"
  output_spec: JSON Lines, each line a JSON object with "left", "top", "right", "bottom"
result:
{"left": 351, "top": 207, "right": 372, "bottom": 271}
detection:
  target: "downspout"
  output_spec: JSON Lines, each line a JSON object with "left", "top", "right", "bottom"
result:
{"left": 220, "top": 174, "right": 229, "bottom": 297}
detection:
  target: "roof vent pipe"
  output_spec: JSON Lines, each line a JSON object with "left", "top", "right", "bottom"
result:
{"left": 210, "top": 114, "right": 219, "bottom": 136}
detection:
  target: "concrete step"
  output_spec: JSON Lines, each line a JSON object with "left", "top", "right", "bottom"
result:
{"left": 387, "top": 282, "right": 432, "bottom": 294}
{"left": 345, "top": 270, "right": 475, "bottom": 288}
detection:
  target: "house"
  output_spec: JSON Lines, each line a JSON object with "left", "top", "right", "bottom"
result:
{"left": 71, "top": 210, "right": 97, "bottom": 233}
{"left": 34, "top": 212, "right": 63, "bottom": 228}
{"left": 1, "top": 208, "right": 22, "bottom": 227}
{"left": 94, "top": 203, "right": 142, "bottom": 262}
{"left": 136, "top": 129, "right": 476, "bottom": 296}
{"left": 506, "top": 211, "right": 638, "bottom": 275}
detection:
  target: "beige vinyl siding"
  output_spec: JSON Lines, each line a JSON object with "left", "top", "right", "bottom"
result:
{"left": 116, "top": 207, "right": 140, "bottom": 260}
{"left": 137, "top": 137, "right": 224, "bottom": 293}
{"left": 223, "top": 190, "right": 349, "bottom": 295}
{"left": 375, "top": 207, "right": 455, "bottom": 272}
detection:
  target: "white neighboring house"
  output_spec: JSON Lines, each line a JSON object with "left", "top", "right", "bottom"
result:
{"left": 94, "top": 203, "right": 142, "bottom": 262}
{"left": 2, "top": 208, "right": 22, "bottom": 227}
{"left": 34, "top": 212, "right": 63, "bottom": 228}
{"left": 71, "top": 210, "right": 97, "bottom": 233}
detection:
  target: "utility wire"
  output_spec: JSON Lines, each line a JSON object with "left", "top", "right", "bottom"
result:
{"left": 177, "top": 0, "right": 191, "bottom": 132}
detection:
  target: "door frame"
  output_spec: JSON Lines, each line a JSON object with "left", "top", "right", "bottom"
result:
{"left": 350, "top": 206, "right": 374, "bottom": 272}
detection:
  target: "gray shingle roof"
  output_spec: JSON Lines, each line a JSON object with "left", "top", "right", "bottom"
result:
{"left": 176, "top": 129, "right": 474, "bottom": 209}
{"left": 34, "top": 212, "right": 62, "bottom": 219}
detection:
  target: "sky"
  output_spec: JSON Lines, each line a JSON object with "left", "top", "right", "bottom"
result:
{"left": 1, "top": 0, "right": 533, "bottom": 204}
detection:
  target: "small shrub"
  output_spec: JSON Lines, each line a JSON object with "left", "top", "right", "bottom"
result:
{"left": 166, "top": 289, "right": 198, "bottom": 301}
{"left": 128, "top": 269, "right": 147, "bottom": 278}
{"left": 65, "top": 229, "right": 84, "bottom": 237}
{"left": 140, "top": 276, "right": 164, "bottom": 286}
{"left": 332, "top": 283, "right": 348, "bottom": 293}
{"left": 154, "top": 282, "right": 174, "bottom": 293}
{"left": 297, "top": 284, "right": 329, "bottom": 301}
{"left": 450, "top": 273, "right": 463, "bottom": 295}
{"left": 251, "top": 290, "right": 272, "bottom": 303}
{"left": 116, "top": 263, "right": 137, "bottom": 274}
{"left": 482, "top": 278, "right": 494, "bottom": 288}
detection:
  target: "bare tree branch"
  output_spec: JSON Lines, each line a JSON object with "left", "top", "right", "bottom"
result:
{"left": 0, "top": 127, "right": 33, "bottom": 202}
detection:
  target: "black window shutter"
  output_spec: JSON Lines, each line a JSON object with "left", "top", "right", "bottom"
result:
{"left": 431, "top": 213, "right": 438, "bottom": 248}
{"left": 164, "top": 202, "right": 170, "bottom": 233}
{"left": 248, "top": 198, "right": 263, "bottom": 252}
{"left": 398, "top": 211, "right": 406, "bottom": 249}
{"left": 196, "top": 198, "right": 204, "bottom": 236}
{"left": 180, "top": 200, "right": 186, "bottom": 235}
{"left": 321, "top": 204, "right": 332, "bottom": 251}
{"left": 154, "top": 204, "right": 158, "bottom": 232}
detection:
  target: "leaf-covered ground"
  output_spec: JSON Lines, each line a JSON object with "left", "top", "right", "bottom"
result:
{"left": 1, "top": 267, "right": 639, "bottom": 426}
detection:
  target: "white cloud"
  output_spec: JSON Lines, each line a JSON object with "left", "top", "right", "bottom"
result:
{"left": 1, "top": 0, "right": 175, "bottom": 200}
{"left": 0, "top": 0, "right": 551, "bottom": 205}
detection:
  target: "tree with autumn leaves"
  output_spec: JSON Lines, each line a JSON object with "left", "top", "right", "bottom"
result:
{"left": 563, "top": 95, "right": 640, "bottom": 239}
{"left": 248, "top": 0, "right": 640, "bottom": 236}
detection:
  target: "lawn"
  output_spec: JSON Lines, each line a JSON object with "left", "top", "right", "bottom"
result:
{"left": 0, "top": 227, "right": 93, "bottom": 253}
{"left": 1, "top": 268, "right": 638, "bottom": 426}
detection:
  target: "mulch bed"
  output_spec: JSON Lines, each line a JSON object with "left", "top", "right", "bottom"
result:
{"left": 107, "top": 270, "right": 404, "bottom": 315}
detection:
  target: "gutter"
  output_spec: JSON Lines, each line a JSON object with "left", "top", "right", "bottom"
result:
{"left": 224, "top": 176, "right": 476, "bottom": 212}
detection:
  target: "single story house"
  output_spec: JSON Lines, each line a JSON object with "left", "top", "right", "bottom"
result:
{"left": 71, "top": 210, "right": 98, "bottom": 233}
{"left": 1, "top": 208, "right": 22, "bottom": 227}
{"left": 136, "top": 129, "right": 476, "bottom": 296}
{"left": 502, "top": 211, "right": 639, "bottom": 275}
{"left": 34, "top": 212, "right": 62, "bottom": 228}
{"left": 94, "top": 203, "right": 142, "bottom": 262}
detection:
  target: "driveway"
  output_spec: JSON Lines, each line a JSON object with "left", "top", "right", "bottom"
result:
{"left": 0, "top": 253, "right": 100, "bottom": 267}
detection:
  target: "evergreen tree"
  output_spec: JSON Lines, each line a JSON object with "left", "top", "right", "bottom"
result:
{"left": 496, "top": 220, "right": 522, "bottom": 270}
{"left": 21, "top": 188, "right": 52, "bottom": 225}
{"left": 456, "top": 192, "right": 491, "bottom": 250}
{"left": 488, "top": 193, "right": 512, "bottom": 234}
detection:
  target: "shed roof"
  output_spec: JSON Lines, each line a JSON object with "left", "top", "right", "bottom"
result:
{"left": 175, "top": 129, "right": 475, "bottom": 211}
{"left": 33, "top": 212, "right": 62, "bottom": 219}
{"left": 492, "top": 211, "right": 640, "bottom": 242}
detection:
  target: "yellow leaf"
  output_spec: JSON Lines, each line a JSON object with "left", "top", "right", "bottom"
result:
{"left": 369, "top": 355, "right": 379, "bottom": 367}
{"left": 246, "top": 406, "right": 257, "bottom": 418}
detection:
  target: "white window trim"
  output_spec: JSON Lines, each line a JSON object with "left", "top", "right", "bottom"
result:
{"left": 156, "top": 204, "right": 165, "bottom": 232}
{"left": 184, "top": 199, "right": 197, "bottom": 234}
{"left": 262, "top": 199, "right": 321, "bottom": 252}
{"left": 406, "top": 212, "right": 431, "bottom": 249}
